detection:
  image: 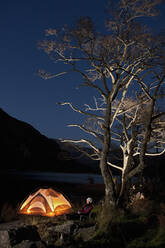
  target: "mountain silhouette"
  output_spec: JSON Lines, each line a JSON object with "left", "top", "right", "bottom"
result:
{"left": 0, "top": 108, "right": 62, "bottom": 170}
{"left": 0, "top": 108, "right": 99, "bottom": 173}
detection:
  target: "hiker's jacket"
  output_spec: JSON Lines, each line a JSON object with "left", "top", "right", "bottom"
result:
{"left": 78, "top": 203, "right": 93, "bottom": 214}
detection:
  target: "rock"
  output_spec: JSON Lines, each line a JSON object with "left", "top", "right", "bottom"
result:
{"left": 75, "top": 225, "right": 96, "bottom": 241}
{"left": 13, "top": 240, "right": 47, "bottom": 248}
{"left": 0, "top": 221, "right": 40, "bottom": 248}
{"left": 37, "top": 223, "right": 59, "bottom": 247}
{"left": 54, "top": 220, "right": 79, "bottom": 236}
{"left": 46, "top": 220, "right": 79, "bottom": 246}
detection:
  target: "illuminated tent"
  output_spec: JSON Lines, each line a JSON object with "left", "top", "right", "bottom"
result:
{"left": 19, "top": 188, "right": 72, "bottom": 217}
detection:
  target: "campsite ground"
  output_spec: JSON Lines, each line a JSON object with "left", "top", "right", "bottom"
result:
{"left": 1, "top": 172, "right": 165, "bottom": 247}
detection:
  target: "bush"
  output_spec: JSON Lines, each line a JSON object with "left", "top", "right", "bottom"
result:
{"left": 129, "top": 198, "right": 155, "bottom": 217}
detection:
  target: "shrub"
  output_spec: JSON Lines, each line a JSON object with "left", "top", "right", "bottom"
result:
{"left": 129, "top": 198, "right": 155, "bottom": 217}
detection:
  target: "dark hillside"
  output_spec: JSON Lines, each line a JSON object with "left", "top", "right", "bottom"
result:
{"left": 0, "top": 108, "right": 98, "bottom": 173}
{"left": 0, "top": 108, "right": 61, "bottom": 171}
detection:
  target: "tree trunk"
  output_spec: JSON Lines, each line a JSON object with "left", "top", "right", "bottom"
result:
{"left": 99, "top": 98, "right": 117, "bottom": 208}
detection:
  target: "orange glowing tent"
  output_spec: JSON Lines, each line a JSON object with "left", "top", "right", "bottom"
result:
{"left": 19, "top": 188, "right": 72, "bottom": 217}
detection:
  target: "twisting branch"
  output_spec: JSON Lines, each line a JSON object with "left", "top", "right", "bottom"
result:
{"left": 68, "top": 124, "right": 104, "bottom": 144}
{"left": 134, "top": 148, "right": 165, "bottom": 157}
{"left": 38, "top": 70, "right": 70, "bottom": 80}
{"left": 73, "top": 67, "right": 106, "bottom": 98}
{"left": 64, "top": 142, "right": 100, "bottom": 160}
{"left": 110, "top": 74, "right": 135, "bottom": 128}
{"left": 84, "top": 97, "right": 105, "bottom": 112}
{"left": 57, "top": 102, "right": 104, "bottom": 120}
{"left": 61, "top": 138, "right": 100, "bottom": 154}
{"left": 107, "top": 161, "right": 123, "bottom": 171}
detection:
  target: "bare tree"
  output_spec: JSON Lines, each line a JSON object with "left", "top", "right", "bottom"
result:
{"left": 111, "top": 75, "right": 165, "bottom": 205}
{"left": 39, "top": 0, "right": 165, "bottom": 211}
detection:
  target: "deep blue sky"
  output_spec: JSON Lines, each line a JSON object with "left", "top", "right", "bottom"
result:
{"left": 0, "top": 0, "right": 165, "bottom": 140}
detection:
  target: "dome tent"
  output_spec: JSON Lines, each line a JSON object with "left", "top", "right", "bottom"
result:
{"left": 19, "top": 187, "right": 72, "bottom": 217}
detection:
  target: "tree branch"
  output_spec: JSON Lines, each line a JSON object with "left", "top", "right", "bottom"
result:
{"left": 68, "top": 124, "right": 104, "bottom": 144}
{"left": 61, "top": 138, "right": 100, "bottom": 154}
{"left": 57, "top": 102, "right": 104, "bottom": 120}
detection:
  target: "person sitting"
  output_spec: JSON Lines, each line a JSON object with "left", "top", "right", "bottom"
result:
{"left": 78, "top": 197, "right": 93, "bottom": 220}
{"left": 64, "top": 197, "right": 93, "bottom": 221}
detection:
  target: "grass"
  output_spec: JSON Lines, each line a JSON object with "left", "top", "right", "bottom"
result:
{"left": 127, "top": 228, "right": 165, "bottom": 248}
{"left": 71, "top": 213, "right": 165, "bottom": 248}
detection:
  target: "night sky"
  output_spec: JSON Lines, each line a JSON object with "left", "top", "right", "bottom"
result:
{"left": 0, "top": 0, "right": 165, "bottom": 141}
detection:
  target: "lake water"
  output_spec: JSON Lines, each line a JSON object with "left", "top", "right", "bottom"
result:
{"left": 0, "top": 170, "right": 106, "bottom": 207}
{"left": 5, "top": 170, "right": 104, "bottom": 184}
